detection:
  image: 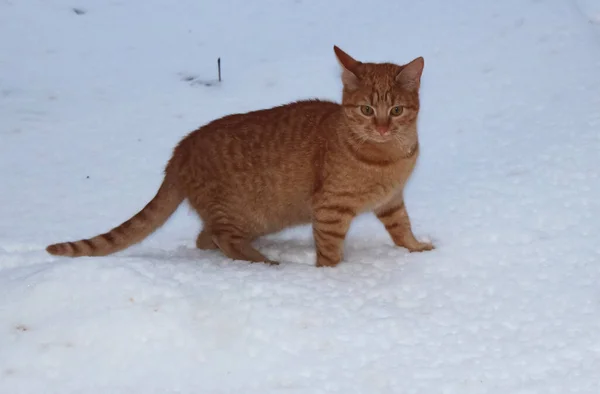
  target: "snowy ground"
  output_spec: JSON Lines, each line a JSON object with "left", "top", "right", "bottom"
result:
{"left": 1, "top": 0, "right": 600, "bottom": 392}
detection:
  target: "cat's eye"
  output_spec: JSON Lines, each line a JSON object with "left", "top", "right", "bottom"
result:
{"left": 360, "top": 105, "right": 374, "bottom": 116}
{"left": 390, "top": 106, "right": 404, "bottom": 116}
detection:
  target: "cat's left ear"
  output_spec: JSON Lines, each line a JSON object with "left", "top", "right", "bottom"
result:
{"left": 333, "top": 45, "right": 361, "bottom": 90}
{"left": 396, "top": 57, "right": 424, "bottom": 91}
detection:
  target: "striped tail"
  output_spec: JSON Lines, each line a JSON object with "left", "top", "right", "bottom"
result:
{"left": 46, "top": 176, "right": 184, "bottom": 257}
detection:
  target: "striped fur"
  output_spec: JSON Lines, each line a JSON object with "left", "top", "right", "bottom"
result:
{"left": 45, "top": 46, "right": 433, "bottom": 266}
{"left": 46, "top": 173, "right": 184, "bottom": 257}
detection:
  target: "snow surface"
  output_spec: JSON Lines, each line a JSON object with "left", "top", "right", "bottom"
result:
{"left": 1, "top": 0, "right": 600, "bottom": 392}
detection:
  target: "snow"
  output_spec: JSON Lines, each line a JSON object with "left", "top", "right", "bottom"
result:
{"left": 1, "top": 0, "right": 600, "bottom": 392}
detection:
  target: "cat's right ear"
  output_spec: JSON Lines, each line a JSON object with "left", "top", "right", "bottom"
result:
{"left": 333, "top": 45, "right": 360, "bottom": 90}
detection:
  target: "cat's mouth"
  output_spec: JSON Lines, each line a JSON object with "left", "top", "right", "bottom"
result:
{"left": 367, "top": 132, "right": 402, "bottom": 144}
{"left": 351, "top": 130, "right": 418, "bottom": 157}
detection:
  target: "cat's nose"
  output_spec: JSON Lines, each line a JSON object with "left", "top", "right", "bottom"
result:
{"left": 376, "top": 125, "right": 389, "bottom": 135}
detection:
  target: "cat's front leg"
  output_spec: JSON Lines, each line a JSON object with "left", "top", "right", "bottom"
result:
{"left": 375, "top": 198, "right": 434, "bottom": 252}
{"left": 312, "top": 202, "right": 357, "bottom": 267}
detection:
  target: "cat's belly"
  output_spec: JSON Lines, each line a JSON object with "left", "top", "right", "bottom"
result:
{"left": 247, "top": 197, "right": 313, "bottom": 235}
{"left": 224, "top": 173, "right": 314, "bottom": 235}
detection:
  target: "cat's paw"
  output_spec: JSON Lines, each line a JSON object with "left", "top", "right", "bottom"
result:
{"left": 405, "top": 240, "right": 435, "bottom": 252}
{"left": 315, "top": 255, "right": 341, "bottom": 268}
{"left": 249, "top": 259, "right": 280, "bottom": 265}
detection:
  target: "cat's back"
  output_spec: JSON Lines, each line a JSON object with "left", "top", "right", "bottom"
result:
{"left": 184, "top": 100, "right": 337, "bottom": 145}
{"left": 204, "top": 99, "right": 339, "bottom": 140}
{"left": 177, "top": 99, "right": 340, "bottom": 170}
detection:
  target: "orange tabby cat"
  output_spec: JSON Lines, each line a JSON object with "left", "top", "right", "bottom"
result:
{"left": 46, "top": 46, "right": 434, "bottom": 266}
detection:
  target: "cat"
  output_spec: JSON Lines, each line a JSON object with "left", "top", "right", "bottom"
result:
{"left": 46, "top": 46, "right": 434, "bottom": 267}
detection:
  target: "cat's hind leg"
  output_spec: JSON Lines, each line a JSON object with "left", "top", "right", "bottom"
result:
{"left": 187, "top": 198, "right": 218, "bottom": 250}
{"left": 196, "top": 229, "right": 218, "bottom": 250}
{"left": 195, "top": 197, "right": 278, "bottom": 265}
{"left": 212, "top": 232, "right": 279, "bottom": 265}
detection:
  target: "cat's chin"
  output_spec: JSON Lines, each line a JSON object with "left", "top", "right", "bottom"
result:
{"left": 366, "top": 134, "right": 396, "bottom": 144}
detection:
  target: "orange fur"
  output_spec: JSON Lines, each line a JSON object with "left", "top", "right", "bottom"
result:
{"left": 46, "top": 46, "right": 434, "bottom": 266}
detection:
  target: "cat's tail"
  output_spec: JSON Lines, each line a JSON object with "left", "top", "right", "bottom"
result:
{"left": 46, "top": 173, "right": 184, "bottom": 258}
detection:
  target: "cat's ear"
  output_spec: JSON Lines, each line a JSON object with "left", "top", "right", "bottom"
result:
{"left": 333, "top": 45, "right": 360, "bottom": 90}
{"left": 396, "top": 57, "right": 424, "bottom": 91}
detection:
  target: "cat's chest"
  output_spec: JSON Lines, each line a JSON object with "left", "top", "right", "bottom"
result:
{"left": 359, "top": 167, "right": 406, "bottom": 206}
{"left": 332, "top": 160, "right": 414, "bottom": 210}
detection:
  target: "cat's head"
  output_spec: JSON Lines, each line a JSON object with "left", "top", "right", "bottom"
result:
{"left": 334, "top": 46, "right": 424, "bottom": 145}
